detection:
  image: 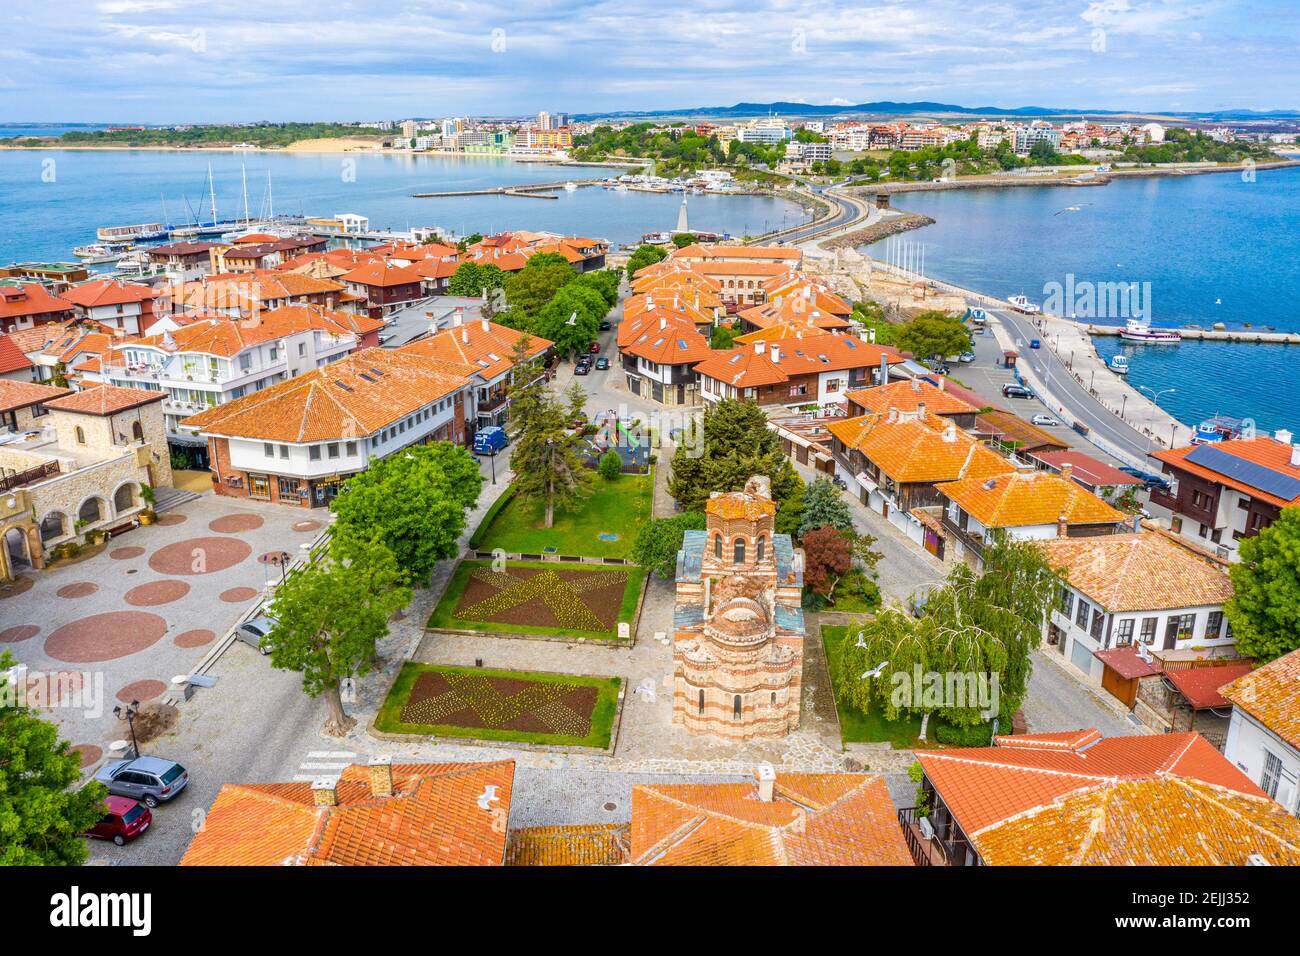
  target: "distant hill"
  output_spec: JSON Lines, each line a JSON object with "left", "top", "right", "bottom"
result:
{"left": 575, "top": 101, "right": 1300, "bottom": 122}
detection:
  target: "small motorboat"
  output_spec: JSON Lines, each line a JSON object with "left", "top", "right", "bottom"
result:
{"left": 1108, "top": 354, "right": 1130, "bottom": 374}
{"left": 1008, "top": 294, "right": 1041, "bottom": 315}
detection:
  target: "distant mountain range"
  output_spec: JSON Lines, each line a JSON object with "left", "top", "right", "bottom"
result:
{"left": 576, "top": 100, "right": 1300, "bottom": 122}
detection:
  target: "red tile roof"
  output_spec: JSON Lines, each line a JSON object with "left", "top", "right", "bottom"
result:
{"left": 1094, "top": 646, "right": 1162, "bottom": 680}
{"left": 1032, "top": 449, "right": 1142, "bottom": 488}
{"left": 1221, "top": 649, "right": 1300, "bottom": 750}
{"left": 0, "top": 379, "right": 73, "bottom": 414}
{"left": 0, "top": 283, "right": 74, "bottom": 321}
{"left": 45, "top": 383, "right": 165, "bottom": 416}
{"left": 1165, "top": 664, "right": 1255, "bottom": 710}
{"left": 400, "top": 320, "right": 551, "bottom": 382}
{"left": 180, "top": 761, "right": 515, "bottom": 866}
{"left": 0, "top": 334, "right": 34, "bottom": 374}
{"left": 62, "top": 278, "right": 158, "bottom": 308}
{"left": 693, "top": 334, "right": 903, "bottom": 389}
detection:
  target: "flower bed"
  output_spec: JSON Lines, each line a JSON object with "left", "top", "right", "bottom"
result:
{"left": 376, "top": 662, "right": 621, "bottom": 749}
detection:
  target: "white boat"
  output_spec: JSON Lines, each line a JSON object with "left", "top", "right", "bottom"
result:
{"left": 73, "top": 243, "right": 131, "bottom": 263}
{"left": 1108, "top": 354, "right": 1130, "bottom": 374}
{"left": 1119, "top": 319, "right": 1181, "bottom": 344}
{"left": 1008, "top": 294, "right": 1041, "bottom": 315}
{"left": 563, "top": 181, "right": 577, "bottom": 192}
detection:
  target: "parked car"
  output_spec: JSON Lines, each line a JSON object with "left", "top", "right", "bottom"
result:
{"left": 85, "top": 795, "right": 151, "bottom": 846}
{"left": 94, "top": 756, "right": 189, "bottom": 808}
{"left": 599, "top": 320, "right": 612, "bottom": 331}
{"left": 473, "top": 425, "right": 508, "bottom": 456}
{"left": 588, "top": 341, "right": 601, "bottom": 354}
{"left": 573, "top": 361, "right": 590, "bottom": 376}
{"left": 1031, "top": 413, "right": 1062, "bottom": 427}
{"left": 594, "top": 356, "right": 610, "bottom": 370}
{"left": 235, "top": 614, "right": 277, "bottom": 655}
{"left": 958, "top": 351, "right": 976, "bottom": 363}
{"left": 1002, "top": 383, "right": 1033, "bottom": 398}
{"left": 1029, "top": 339, "right": 1042, "bottom": 349}
{"left": 1120, "top": 466, "right": 1169, "bottom": 490}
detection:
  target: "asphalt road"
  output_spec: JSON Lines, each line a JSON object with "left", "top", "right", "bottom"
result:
{"left": 992, "top": 307, "right": 1165, "bottom": 469}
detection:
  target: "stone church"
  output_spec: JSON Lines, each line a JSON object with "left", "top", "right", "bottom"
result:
{"left": 672, "top": 475, "right": 805, "bottom": 740}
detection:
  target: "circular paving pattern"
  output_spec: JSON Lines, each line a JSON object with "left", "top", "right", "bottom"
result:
{"left": 219, "top": 586, "right": 259, "bottom": 603}
{"left": 44, "top": 611, "right": 169, "bottom": 663}
{"left": 125, "top": 579, "right": 191, "bottom": 607}
{"left": 72, "top": 744, "right": 103, "bottom": 768}
{"left": 148, "top": 536, "right": 252, "bottom": 575}
{"left": 292, "top": 520, "right": 322, "bottom": 533}
{"left": 0, "top": 575, "right": 34, "bottom": 599}
{"left": 0, "top": 624, "right": 40, "bottom": 643}
{"left": 156, "top": 513, "right": 186, "bottom": 526}
{"left": 116, "top": 679, "right": 168, "bottom": 703}
{"left": 209, "top": 513, "right": 264, "bottom": 534}
{"left": 110, "top": 545, "right": 146, "bottom": 560}
{"left": 173, "top": 628, "right": 216, "bottom": 648}
{"left": 56, "top": 581, "right": 99, "bottom": 599}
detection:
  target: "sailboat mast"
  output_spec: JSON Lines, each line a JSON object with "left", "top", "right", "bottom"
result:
{"left": 267, "top": 170, "right": 274, "bottom": 219}
{"left": 207, "top": 163, "right": 218, "bottom": 225}
{"left": 241, "top": 163, "right": 250, "bottom": 225}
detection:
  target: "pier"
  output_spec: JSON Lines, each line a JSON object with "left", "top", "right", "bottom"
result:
{"left": 411, "top": 178, "right": 610, "bottom": 199}
{"left": 1085, "top": 324, "right": 1300, "bottom": 345}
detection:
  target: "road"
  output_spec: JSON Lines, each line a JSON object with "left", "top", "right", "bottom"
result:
{"left": 991, "top": 306, "right": 1167, "bottom": 469}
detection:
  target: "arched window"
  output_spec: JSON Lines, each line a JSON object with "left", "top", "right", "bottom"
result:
{"left": 733, "top": 537, "right": 745, "bottom": 564}
{"left": 39, "top": 512, "right": 66, "bottom": 542}
{"left": 770, "top": 691, "right": 777, "bottom": 707}
{"left": 131, "top": 421, "right": 143, "bottom": 442}
{"left": 756, "top": 535, "right": 766, "bottom": 562}
{"left": 698, "top": 689, "right": 705, "bottom": 715}
{"left": 713, "top": 533, "right": 722, "bottom": 560}
{"left": 733, "top": 695, "right": 742, "bottom": 720}
{"left": 75, "top": 426, "right": 86, "bottom": 445}
{"left": 113, "top": 484, "right": 136, "bottom": 513}
{"left": 78, "top": 498, "right": 104, "bottom": 524}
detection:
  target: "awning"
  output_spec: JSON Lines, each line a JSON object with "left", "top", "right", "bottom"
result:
{"left": 1094, "top": 646, "right": 1162, "bottom": 681}
{"left": 854, "top": 472, "right": 877, "bottom": 493}
{"left": 1164, "top": 664, "right": 1255, "bottom": 711}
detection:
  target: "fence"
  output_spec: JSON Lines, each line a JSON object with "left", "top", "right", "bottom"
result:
{"left": 0, "top": 460, "right": 58, "bottom": 492}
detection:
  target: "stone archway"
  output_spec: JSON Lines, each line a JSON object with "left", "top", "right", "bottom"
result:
{"left": 1, "top": 522, "right": 42, "bottom": 580}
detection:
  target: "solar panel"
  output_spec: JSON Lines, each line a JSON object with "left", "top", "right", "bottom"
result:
{"left": 1185, "top": 443, "right": 1300, "bottom": 501}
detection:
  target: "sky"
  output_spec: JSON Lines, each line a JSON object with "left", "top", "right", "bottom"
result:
{"left": 3, "top": 0, "right": 1299, "bottom": 122}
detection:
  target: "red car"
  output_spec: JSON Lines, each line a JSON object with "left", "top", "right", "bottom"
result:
{"left": 588, "top": 341, "right": 601, "bottom": 354}
{"left": 85, "top": 795, "right": 151, "bottom": 846}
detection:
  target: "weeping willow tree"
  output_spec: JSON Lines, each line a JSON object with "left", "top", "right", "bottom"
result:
{"left": 836, "top": 533, "right": 1054, "bottom": 733}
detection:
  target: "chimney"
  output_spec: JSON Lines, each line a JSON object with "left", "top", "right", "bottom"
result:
{"left": 879, "top": 354, "right": 889, "bottom": 385}
{"left": 1060, "top": 462, "right": 1073, "bottom": 483}
{"left": 368, "top": 754, "right": 393, "bottom": 798}
{"left": 938, "top": 376, "right": 946, "bottom": 392}
{"left": 452, "top": 309, "right": 463, "bottom": 327}
{"left": 481, "top": 318, "right": 490, "bottom": 333}
{"left": 943, "top": 422, "right": 957, "bottom": 443}
{"left": 771, "top": 345, "right": 781, "bottom": 364}
{"left": 917, "top": 400, "right": 926, "bottom": 419}
{"left": 756, "top": 764, "right": 776, "bottom": 803}
{"left": 659, "top": 317, "right": 666, "bottom": 330}
{"left": 1293, "top": 444, "right": 1300, "bottom": 468}
{"left": 910, "top": 376, "right": 920, "bottom": 392}
{"left": 461, "top": 326, "right": 469, "bottom": 345}
{"left": 888, "top": 405, "right": 899, "bottom": 423}
{"left": 311, "top": 776, "right": 338, "bottom": 808}
{"left": 754, "top": 341, "right": 766, "bottom": 354}
{"left": 1276, "top": 428, "right": 1293, "bottom": 445}
{"left": 1056, "top": 513, "right": 1069, "bottom": 538}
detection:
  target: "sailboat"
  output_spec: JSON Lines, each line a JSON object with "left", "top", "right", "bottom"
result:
{"left": 169, "top": 164, "right": 249, "bottom": 239}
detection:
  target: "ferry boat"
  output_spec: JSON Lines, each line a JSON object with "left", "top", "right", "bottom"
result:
{"left": 1107, "top": 354, "right": 1130, "bottom": 374}
{"left": 73, "top": 242, "right": 131, "bottom": 264}
{"left": 1119, "top": 319, "right": 1182, "bottom": 344}
{"left": 97, "top": 222, "right": 167, "bottom": 243}
{"left": 1007, "top": 294, "right": 1041, "bottom": 315}
{"left": 1191, "top": 415, "right": 1246, "bottom": 445}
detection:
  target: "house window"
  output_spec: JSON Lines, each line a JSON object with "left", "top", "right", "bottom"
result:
{"left": 733, "top": 538, "right": 745, "bottom": 564}
{"left": 1075, "top": 598, "right": 1090, "bottom": 629}
{"left": 698, "top": 689, "right": 705, "bottom": 715}
{"left": 264, "top": 442, "right": 274, "bottom": 458}
{"left": 1058, "top": 586, "right": 1074, "bottom": 618}
{"left": 1090, "top": 607, "right": 1104, "bottom": 640}
{"left": 345, "top": 441, "right": 357, "bottom": 456}
{"left": 327, "top": 443, "right": 339, "bottom": 459}
{"left": 75, "top": 426, "right": 86, "bottom": 444}
{"left": 277, "top": 477, "right": 299, "bottom": 498}
{"left": 1140, "top": 617, "right": 1157, "bottom": 644}
{"left": 131, "top": 421, "right": 143, "bottom": 442}
{"left": 1262, "top": 751, "right": 1283, "bottom": 799}
{"left": 248, "top": 474, "right": 270, "bottom": 499}
{"left": 298, "top": 342, "right": 306, "bottom": 357}
{"left": 1165, "top": 613, "right": 1195, "bottom": 645}
{"left": 714, "top": 534, "right": 721, "bottom": 560}
{"left": 733, "top": 695, "right": 742, "bottom": 720}
{"left": 1116, "top": 618, "right": 1135, "bottom": 645}
{"left": 279, "top": 445, "right": 289, "bottom": 459}
{"left": 756, "top": 535, "right": 766, "bottom": 562}
{"left": 309, "top": 445, "right": 321, "bottom": 461}
{"left": 1206, "top": 610, "right": 1224, "bottom": 640}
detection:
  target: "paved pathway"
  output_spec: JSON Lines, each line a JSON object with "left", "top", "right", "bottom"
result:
{"left": 1022, "top": 647, "right": 1145, "bottom": 739}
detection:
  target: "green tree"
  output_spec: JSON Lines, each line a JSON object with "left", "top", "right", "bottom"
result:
{"left": 511, "top": 387, "right": 592, "bottom": 528}
{"left": 0, "top": 651, "right": 107, "bottom": 865}
{"left": 668, "top": 399, "right": 801, "bottom": 512}
{"left": 798, "top": 478, "right": 854, "bottom": 537}
{"left": 268, "top": 535, "right": 411, "bottom": 735}
{"left": 536, "top": 284, "right": 606, "bottom": 357}
{"left": 570, "top": 269, "right": 620, "bottom": 309}
{"left": 523, "top": 251, "right": 572, "bottom": 270}
{"left": 1227, "top": 508, "right": 1300, "bottom": 661}
{"left": 774, "top": 482, "right": 806, "bottom": 536}
{"left": 895, "top": 310, "right": 971, "bottom": 362}
{"left": 504, "top": 262, "right": 575, "bottom": 325}
{"left": 448, "top": 261, "right": 506, "bottom": 297}
{"left": 671, "top": 233, "right": 698, "bottom": 249}
{"left": 631, "top": 511, "right": 707, "bottom": 578}
{"left": 851, "top": 299, "right": 897, "bottom": 346}
{"left": 625, "top": 243, "right": 668, "bottom": 279}
{"left": 332, "top": 441, "right": 483, "bottom": 585}
{"left": 710, "top": 323, "right": 739, "bottom": 350}
{"left": 599, "top": 449, "right": 623, "bottom": 481}
{"left": 563, "top": 378, "right": 588, "bottom": 425}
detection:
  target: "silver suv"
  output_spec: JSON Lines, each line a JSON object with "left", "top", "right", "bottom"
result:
{"left": 94, "top": 756, "right": 189, "bottom": 808}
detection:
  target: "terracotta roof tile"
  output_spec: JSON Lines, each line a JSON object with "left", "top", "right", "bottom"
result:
{"left": 828, "top": 412, "right": 1014, "bottom": 485}
{"left": 0, "top": 379, "right": 73, "bottom": 414}
{"left": 693, "top": 334, "right": 903, "bottom": 389}
{"left": 1039, "top": 532, "right": 1233, "bottom": 613}
{"left": 845, "top": 379, "right": 978, "bottom": 418}
{"left": 62, "top": 278, "right": 158, "bottom": 308}
{"left": 45, "top": 383, "right": 164, "bottom": 416}
{"left": 0, "top": 283, "right": 74, "bottom": 321}
{"left": 1154, "top": 436, "right": 1300, "bottom": 507}
{"left": 505, "top": 824, "right": 630, "bottom": 866}
{"left": 399, "top": 321, "right": 551, "bottom": 381}
{"left": 1221, "top": 649, "right": 1300, "bottom": 751}
{"left": 937, "top": 469, "right": 1125, "bottom": 529}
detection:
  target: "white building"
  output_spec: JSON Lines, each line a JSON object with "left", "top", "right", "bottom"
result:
{"left": 1222, "top": 649, "right": 1300, "bottom": 816}
{"left": 737, "top": 119, "right": 793, "bottom": 146}
{"left": 1040, "top": 531, "right": 1236, "bottom": 682}
{"left": 1013, "top": 122, "right": 1061, "bottom": 155}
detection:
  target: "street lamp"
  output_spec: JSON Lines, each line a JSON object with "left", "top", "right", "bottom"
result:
{"left": 479, "top": 450, "right": 497, "bottom": 485}
{"left": 114, "top": 700, "right": 141, "bottom": 758}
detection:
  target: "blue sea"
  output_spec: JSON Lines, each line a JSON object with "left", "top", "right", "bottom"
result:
{"left": 866, "top": 166, "right": 1300, "bottom": 433}
{"left": 0, "top": 149, "right": 806, "bottom": 261}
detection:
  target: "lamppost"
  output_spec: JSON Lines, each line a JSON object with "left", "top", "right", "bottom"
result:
{"left": 479, "top": 450, "right": 497, "bottom": 485}
{"left": 114, "top": 700, "right": 141, "bottom": 758}
{"left": 267, "top": 550, "right": 291, "bottom": 586}
{"left": 1121, "top": 393, "right": 1127, "bottom": 418}
{"left": 1137, "top": 385, "right": 1177, "bottom": 448}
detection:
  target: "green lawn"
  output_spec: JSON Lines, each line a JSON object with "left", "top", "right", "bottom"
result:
{"left": 821, "top": 624, "right": 925, "bottom": 749}
{"left": 472, "top": 473, "right": 653, "bottom": 559}
{"left": 427, "top": 560, "right": 645, "bottom": 641}
{"left": 375, "top": 662, "right": 621, "bottom": 749}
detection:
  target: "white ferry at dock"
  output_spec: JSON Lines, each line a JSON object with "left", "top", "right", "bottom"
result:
{"left": 1119, "top": 319, "right": 1182, "bottom": 344}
